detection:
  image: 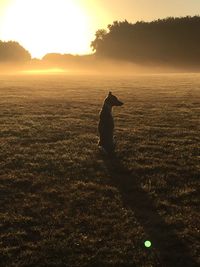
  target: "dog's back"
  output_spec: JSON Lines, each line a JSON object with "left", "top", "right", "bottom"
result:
{"left": 98, "top": 92, "right": 123, "bottom": 153}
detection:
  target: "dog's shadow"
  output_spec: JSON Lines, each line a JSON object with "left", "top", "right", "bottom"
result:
{"left": 100, "top": 151, "right": 197, "bottom": 267}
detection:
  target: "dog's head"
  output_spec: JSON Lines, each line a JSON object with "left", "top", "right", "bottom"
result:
{"left": 105, "top": 92, "right": 124, "bottom": 107}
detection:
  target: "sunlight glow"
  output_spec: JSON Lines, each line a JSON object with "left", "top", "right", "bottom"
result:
{"left": 20, "top": 68, "right": 67, "bottom": 75}
{"left": 0, "top": 0, "right": 94, "bottom": 58}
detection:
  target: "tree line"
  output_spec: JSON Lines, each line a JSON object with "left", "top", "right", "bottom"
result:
{"left": 91, "top": 16, "right": 200, "bottom": 66}
{"left": 1, "top": 16, "right": 200, "bottom": 66}
{"left": 0, "top": 40, "right": 31, "bottom": 62}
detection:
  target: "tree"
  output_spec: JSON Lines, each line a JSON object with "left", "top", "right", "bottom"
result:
{"left": 0, "top": 41, "right": 31, "bottom": 62}
{"left": 91, "top": 16, "right": 200, "bottom": 66}
{"left": 90, "top": 29, "right": 107, "bottom": 52}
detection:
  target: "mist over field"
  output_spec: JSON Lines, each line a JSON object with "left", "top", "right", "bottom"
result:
{"left": 1, "top": 59, "right": 199, "bottom": 77}
{"left": 0, "top": 73, "right": 199, "bottom": 267}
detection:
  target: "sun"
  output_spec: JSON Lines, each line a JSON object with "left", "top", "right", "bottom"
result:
{"left": 0, "top": 0, "right": 94, "bottom": 58}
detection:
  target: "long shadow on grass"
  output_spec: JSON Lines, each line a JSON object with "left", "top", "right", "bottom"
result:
{"left": 101, "top": 152, "right": 197, "bottom": 267}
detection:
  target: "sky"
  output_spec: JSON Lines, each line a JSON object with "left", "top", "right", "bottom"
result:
{"left": 0, "top": 0, "right": 199, "bottom": 58}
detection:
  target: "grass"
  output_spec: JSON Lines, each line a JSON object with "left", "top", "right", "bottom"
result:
{"left": 0, "top": 74, "right": 199, "bottom": 267}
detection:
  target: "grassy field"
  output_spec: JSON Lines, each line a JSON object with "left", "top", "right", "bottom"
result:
{"left": 0, "top": 74, "right": 199, "bottom": 267}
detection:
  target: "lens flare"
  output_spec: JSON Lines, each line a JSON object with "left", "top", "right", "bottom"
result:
{"left": 144, "top": 240, "right": 152, "bottom": 248}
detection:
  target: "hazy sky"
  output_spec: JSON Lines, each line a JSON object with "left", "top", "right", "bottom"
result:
{"left": 97, "top": 0, "right": 200, "bottom": 22}
{"left": 0, "top": 0, "right": 199, "bottom": 58}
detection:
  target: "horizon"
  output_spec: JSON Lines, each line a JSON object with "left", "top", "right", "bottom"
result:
{"left": 0, "top": 0, "right": 200, "bottom": 58}
{"left": 1, "top": 15, "right": 200, "bottom": 61}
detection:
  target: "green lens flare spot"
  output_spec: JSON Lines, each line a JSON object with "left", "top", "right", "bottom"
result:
{"left": 144, "top": 240, "right": 152, "bottom": 248}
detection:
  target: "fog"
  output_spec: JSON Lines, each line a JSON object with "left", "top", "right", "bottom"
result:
{"left": 1, "top": 58, "right": 199, "bottom": 77}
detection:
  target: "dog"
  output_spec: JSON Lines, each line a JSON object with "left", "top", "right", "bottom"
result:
{"left": 98, "top": 92, "right": 123, "bottom": 154}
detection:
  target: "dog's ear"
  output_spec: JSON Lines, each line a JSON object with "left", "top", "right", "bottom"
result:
{"left": 108, "top": 91, "right": 112, "bottom": 96}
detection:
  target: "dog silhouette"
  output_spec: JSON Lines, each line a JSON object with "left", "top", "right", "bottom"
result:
{"left": 98, "top": 92, "right": 123, "bottom": 153}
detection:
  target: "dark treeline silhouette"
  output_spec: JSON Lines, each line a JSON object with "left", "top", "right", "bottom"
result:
{"left": 91, "top": 16, "right": 200, "bottom": 66}
{"left": 1, "top": 16, "right": 200, "bottom": 72}
{"left": 0, "top": 40, "right": 31, "bottom": 62}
